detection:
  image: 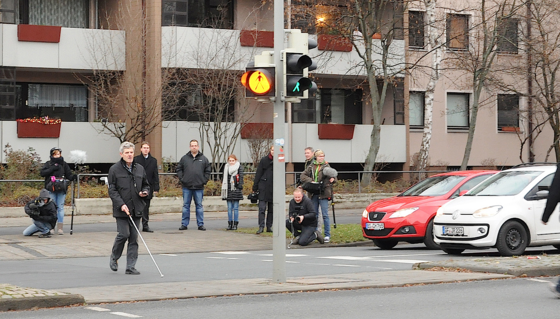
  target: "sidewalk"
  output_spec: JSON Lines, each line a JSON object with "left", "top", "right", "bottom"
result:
{"left": 2, "top": 212, "right": 560, "bottom": 310}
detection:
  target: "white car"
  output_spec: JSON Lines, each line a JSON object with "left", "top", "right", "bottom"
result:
{"left": 434, "top": 164, "right": 560, "bottom": 256}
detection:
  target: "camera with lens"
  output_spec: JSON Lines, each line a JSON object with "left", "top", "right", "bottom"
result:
{"left": 291, "top": 205, "right": 302, "bottom": 222}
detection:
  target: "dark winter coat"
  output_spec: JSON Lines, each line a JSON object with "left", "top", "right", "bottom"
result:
{"left": 288, "top": 195, "right": 317, "bottom": 228}
{"left": 542, "top": 163, "right": 560, "bottom": 223}
{"left": 134, "top": 153, "right": 160, "bottom": 199}
{"left": 24, "top": 194, "right": 57, "bottom": 229}
{"left": 108, "top": 159, "right": 150, "bottom": 218}
{"left": 225, "top": 165, "right": 244, "bottom": 201}
{"left": 300, "top": 161, "right": 337, "bottom": 200}
{"left": 253, "top": 154, "right": 273, "bottom": 202}
{"left": 176, "top": 151, "right": 211, "bottom": 190}
{"left": 40, "top": 157, "right": 75, "bottom": 193}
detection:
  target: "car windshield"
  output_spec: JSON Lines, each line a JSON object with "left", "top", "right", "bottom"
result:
{"left": 400, "top": 175, "right": 466, "bottom": 196}
{"left": 468, "top": 170, "right": 543, "bottom": 196}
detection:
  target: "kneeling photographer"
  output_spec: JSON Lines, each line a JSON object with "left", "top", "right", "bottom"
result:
{"left": 286, "top": 188, "right": 324, "bottom": 246}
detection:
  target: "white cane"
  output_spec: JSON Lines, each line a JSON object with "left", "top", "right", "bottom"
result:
{"left": 128, "top": 214, "right": 164, "bottom": 277}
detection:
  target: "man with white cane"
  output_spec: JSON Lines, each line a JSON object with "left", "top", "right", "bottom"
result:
{"left": 108, "top": 142, "right": 150, "bottom": 275}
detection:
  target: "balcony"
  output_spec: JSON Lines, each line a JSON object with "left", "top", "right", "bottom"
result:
{"left": 0, "top": 24, "right": 125, "bottom": 71}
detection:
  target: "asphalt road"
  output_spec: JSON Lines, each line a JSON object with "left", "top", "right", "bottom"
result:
{"left": 1, "top": 277, "right": 557, "bottom": 319}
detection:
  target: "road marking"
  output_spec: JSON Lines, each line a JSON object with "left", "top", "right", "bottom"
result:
{"left": 85, "top": 306, "right": 110, "bottom": 312}
{"left": 368, "top": 253, "right": 441, "bottom": 258}
{"left": 110, "top": 312, "right": 142, "bottom": 318}
{"left": 160, "top": 254, "right": 177, "bottom": 256}
{"left": 213, "top": 251, "right": 250, "bottom": 255}
{"left": 332, "top": 264, "right": 361, "bottom": 267}
{"left": 527, "top": 278, "right": 552, "bottom": 283}
{"left": 286, "top": 261, "right": 300, "bottom": 264}
{"left": 287, "top": 254, "right": 308, "bottom": 257}
{"left": 258, "top": 254, "right": 273, "bottom": 257}
{"left": 318, "top": 256, "right": 372, "bottom": 261}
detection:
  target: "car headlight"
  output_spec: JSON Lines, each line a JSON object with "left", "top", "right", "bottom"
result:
{"left": 389, "top": 207, "right": 419, "bottom": 218}
{"left": 362, "top": 209, "right": 368, "bottom": 218}
{"left": 473, "top": 205, "right": 503, "bottom": 218}
{"left": 436, "top": 207, "right": 445, "bottom": 216}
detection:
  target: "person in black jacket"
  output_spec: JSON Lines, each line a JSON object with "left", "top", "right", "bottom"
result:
{"left": 23, "top": 189, "right": 58, "bottom": 238}
{"left": 108, "top": 142, "right": 150, "bottom": 275}
{"left": 286, "top": 188, "right": 324, "bottom": 246}
{"left": 176, "top": 139, "right": 211, "bottom": 231}
{"left": 133, "top": 142, "right": 160, "bottom": 233}
{"left": 253, "top": 146, "right": 274, "bottom": 234}
{"left": 221, "top": 154, "right": 244, "bottom": 230}
{"left": 542, "top": 163, "right": 560, "bottom": 296}
{"left": 40, "top": 147, "right": 75, "bottom": 235}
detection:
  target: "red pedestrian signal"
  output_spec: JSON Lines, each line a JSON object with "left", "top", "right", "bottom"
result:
{"left": 241, "top": 67, "right": 275, "bottom": 97}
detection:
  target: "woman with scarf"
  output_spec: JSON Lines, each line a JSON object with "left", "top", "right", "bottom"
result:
{"left": 300, "top": 149, "right": 337, "bottom": 243}
{"left": 222, "top": 154, "right": 244, "bottom": 230}
{"left": 40, "top": 147, "right": 76, "bottom": 235}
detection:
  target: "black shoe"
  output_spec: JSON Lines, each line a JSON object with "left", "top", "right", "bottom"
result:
{"left": 179, "top": 225, "right": 188, "bottom": 230}
{"left": 38, "top": 233, "right": 51, "bottom": 238}
{"left": 233, "top": 221, "right": 238, "bottom": 230}
{"left": 266, "top": 227, "right": 273, "bottom": 233}
{"left": 143, "top": 228, "right": 154, "bottom": 233}
{"left": 125, "top": 268, "right": 140, "bottom": 275}
{"left": 227, "top": 221, "right": 233, "bottom": 230}
{"left": 198, "top": 225, "right": 206, "bottom": 231}
{"left": 110, "top": 257, "right": 118, "bottom": 272}
{"left": 256, "top": 227, "right": 264, "bottom": 234}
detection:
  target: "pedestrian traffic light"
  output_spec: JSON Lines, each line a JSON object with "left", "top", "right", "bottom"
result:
{"left": 284, "top": 30, "right": 317, "bottom": 101}
{"left": 241, "top": 51, "right": 276, "bottom": 98}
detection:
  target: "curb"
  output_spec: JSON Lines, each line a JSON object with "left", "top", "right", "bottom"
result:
{"left": 0, "top": 293, "right": 85, "bottom": 312}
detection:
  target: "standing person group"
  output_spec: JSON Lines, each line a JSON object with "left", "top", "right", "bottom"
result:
{"left": 40, "top": 147, "right": 75, "bottom": 235}
{"left": 177, "top": 139, "right": 211, "bottom": 231}
{"left": 133, "top": 142, "right": 160, "bottom": 233}
{"left": 253, "top": 146, "right": 274, "bottom": 234}
{"left": 300, "top": 149, "right": 337, "bottom": 243}
{"left": 221, "top": 154, "right": 244, "bottom": 230}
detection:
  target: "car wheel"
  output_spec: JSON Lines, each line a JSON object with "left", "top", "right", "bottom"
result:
{"left": 442, "top": 247, "right": 464, "bottom": 255}
{"left": 373, "top": 239, "right": 398, "bottom": 249}
{"left": 423, "top": 219, "right": 440, "bottom": 250}
{"left": 496, "top": 221, "right": 528, "bottom": 256}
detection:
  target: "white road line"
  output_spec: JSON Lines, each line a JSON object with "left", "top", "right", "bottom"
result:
{"left": 207, "top": 257, "right": 227, "bottom": 259}
{"left": 286, "top": 261, "right": 300, "bottom": 264}
{"left": 374, "top": 259, "right": 428, "bottom": 264}
{"left": 287, "top": 254, "right": 308, "bottom": 257}
{"left": 262, "top": 259, "right": 273, "bottom": 262}
{"left": 527, "top": 278, "right": 553, "bottom": 283}
{"left": 110, "top": 312, "right": 142, "bottom": 318}
{"left": 258, "top": 254, "right": 273, "bottom": 257}
{"left": 332, "top": 264, "right": 361, "bottom": 267}
{"left": 368, "top": 253, "right": 442, "bottom": 258}
{"left": 213, "top": 251, "right": 250, "bottom": 255}
{"left": 85, "top": 307, "right": 110, "bottom": 312}
{"left": 160, "top": 254, "right": 177, "bottom": 257}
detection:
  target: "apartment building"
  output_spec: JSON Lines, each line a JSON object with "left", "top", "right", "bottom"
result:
{"left": 0, "top": 0, "right": 547, "bottom": 172}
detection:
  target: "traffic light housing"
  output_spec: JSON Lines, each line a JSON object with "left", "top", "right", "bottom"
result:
{"left": 241, "top": 51, "right": 276, "bottom": 98}
{"left": 284, "top": 30, "right": 317, "bottom": 101}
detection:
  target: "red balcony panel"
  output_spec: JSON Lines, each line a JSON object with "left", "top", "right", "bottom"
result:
{"left": 240, "top": 30, "right": 274, "bottom": 48}
{"left": 18, "top": 24, "right": 62, "bottom": 43}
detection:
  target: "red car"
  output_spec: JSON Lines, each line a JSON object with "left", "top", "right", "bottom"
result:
{"left": 361, "top": 170, "right": 497, "bottom": 250}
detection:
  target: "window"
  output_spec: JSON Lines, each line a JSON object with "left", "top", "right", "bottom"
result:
{"left": 447, "top": 93, "right": 469, "bottom": 129}
{"left": 497, "top": 94, "right": 519, "bottom": 130}
{"left": 394, "top": 80, "right": 405, "bottom": 124}
{"left": 0, "top": 68, "right": 17, "bottom": 120}
{"left": 19, "top": 0, "right": 89, "bottom": 28}
{"left": 320, "top": 89, "right": 362, "bottom": 124}
{"left": 409, "top": 11, "right": 425, "bottom": 49}
{"left": 0, "top": 0, "right": 17, "bottom": 24}
{"left": 292, "top": 99, "right": 317, "bottom": 123}
{"left": 409, "top": 91, "right": 425, "bottom": 127}
{"left": 17, "top": 83, "right": 88, "bottom": 122}
{"left": 163, "top": 84, "right": 235, "bottom": 122}
{"left": 162, "top": 0, "right": 233, "bottom": 29}
{"left": 497, "top": 18, "right": 518, "bottom": 54}
{"left": 446, "top": 14, "right": 469, "bottom": 50}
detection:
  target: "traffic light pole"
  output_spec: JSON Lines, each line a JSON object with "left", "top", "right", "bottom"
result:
{"left": 272, "top": 0, "right": 286, "bottom": 283}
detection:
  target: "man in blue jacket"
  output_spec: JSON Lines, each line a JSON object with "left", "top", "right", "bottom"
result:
{"left": 176, "top": 139, "right": 211, "bottom": 231}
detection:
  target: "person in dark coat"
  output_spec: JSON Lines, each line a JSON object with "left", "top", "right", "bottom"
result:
{"left": 542, "top": 163, "right": 560, "bottom": 296}
{"left": 40, "top": 147, "right": 75, "bottom": 235}
{"left": 176, "top": 139, "right": 211, "bottom": 231}
{"left": 22, "top": 189, "right": 58, "bottom": 238}
{"left": 221, "top": 154, "right": 244, "bottom": 230}
{"left": 286, "top": 188, "right": 324, "bottom": 246}
{"left": 108, "top": 142, "right": 150, "bottom": 275}
{"left": 253, "top": 146, "right": 274, "bottom": 234}
{"left": 133, "top": 141, "right": 160, "bottom": 233}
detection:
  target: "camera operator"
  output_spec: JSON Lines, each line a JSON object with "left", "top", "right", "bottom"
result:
{"left": 286, "top": 188, "right": 324, "bottom": 246}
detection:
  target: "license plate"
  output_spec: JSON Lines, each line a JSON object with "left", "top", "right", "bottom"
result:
{"left": 442, "top": 226, "right": 464, "bottom": 236}
{"left": 366, "top": 223, "right": 384, "bottom": 230}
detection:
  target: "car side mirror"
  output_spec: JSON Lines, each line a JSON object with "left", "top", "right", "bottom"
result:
{"left": 535, "top": 190, "right": 549, "bottom": 200}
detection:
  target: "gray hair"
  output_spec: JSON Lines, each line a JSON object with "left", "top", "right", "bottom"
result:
{"left": 119, "top": 141, "right": 135, "bottom": 153}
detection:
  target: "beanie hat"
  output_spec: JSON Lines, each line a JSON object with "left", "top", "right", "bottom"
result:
{"left": 50, "top": 147, "right": 62, "bottom": 156}
{"left": 39, "top": 189, "right": 50, "bottom": 199}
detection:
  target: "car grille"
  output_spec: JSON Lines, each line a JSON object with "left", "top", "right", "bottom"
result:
{"left": 367, "top": 212, "right": 386, "bottom": 221}
{"left": 364, "top": 228, "right": 393, "bottom": 236}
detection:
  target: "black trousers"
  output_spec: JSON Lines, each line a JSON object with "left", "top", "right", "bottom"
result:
{"left": 111, "top": 216, "right": 141, "bottom": 269}
{"left": 286, "top": 219, "right": 316, "bottom": 246}
{"left": 142, "top": 198, "right": 151, "bottom": 229}
{"left": 258, "top": 201, "right": 273, "bottom": 228}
